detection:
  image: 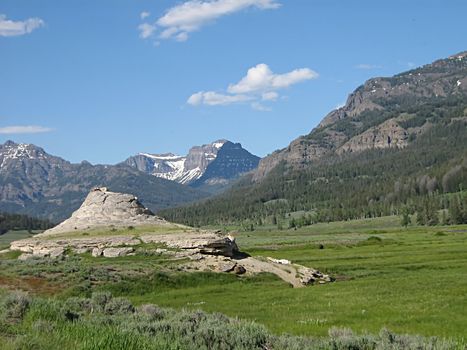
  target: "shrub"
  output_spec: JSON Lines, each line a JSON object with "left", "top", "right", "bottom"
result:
{"left": 91, "top": 291, "right": 113, "bottom": 312}
{"left": 104, "top": 298, "right": 135, "bottom": 315}
{"left": 2, "top": 291, "right": 31, "bottom": 322}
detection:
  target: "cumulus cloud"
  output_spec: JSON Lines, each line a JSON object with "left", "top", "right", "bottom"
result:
{"left": 140, "top": 11, "right": 151, "bottom": 20}
{"left": 188, "top": 91, "right": 253, "bottom": 106}
{"left": 138, "top": 23, "right": 157, "bottom": 39}
{"left": 228, "top": 64, "right": 317, "bottom": 94}
{"left": 0, "top": 125, "right": 52, "bottom": 134}
{"left": 139, "top": 0, "right": 280, "bottom": 41}
{"left": 188, "top": 63, "right": 318, "bottom": 110}
{"left": 0, "top": 14, "right": 44, "bottom": 37}
{"left": 262, "top": 91, "right": 279, "bottom": 101}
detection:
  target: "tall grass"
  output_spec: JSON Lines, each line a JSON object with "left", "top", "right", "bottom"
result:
{"left": 0, "top": 291, "right": 464, "bottom": 350}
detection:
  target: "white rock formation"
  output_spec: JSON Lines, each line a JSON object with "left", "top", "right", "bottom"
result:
{"left": 42, "top": 187, "right": 170, "bottom": 235}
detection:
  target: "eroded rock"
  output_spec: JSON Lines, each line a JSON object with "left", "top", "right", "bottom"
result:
{"left": 103, "top": 247, "right": 134, "bottom": 258}
{"left": 41, "top": 187, "right": 171, "bottom": 235}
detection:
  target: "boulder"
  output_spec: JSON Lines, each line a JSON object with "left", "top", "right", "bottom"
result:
{"left": 92, "top": 248, "right": 103, "bottom": 257}
{"left": 102, "top": 247, "right": 134, "bottom": 258}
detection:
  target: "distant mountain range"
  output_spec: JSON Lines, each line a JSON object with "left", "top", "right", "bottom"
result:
{"left": 123, "top": 140, "right": 260, "bottom": 192}
{"left": 0, "top": 139, "right": 260, "bottom": 221}
{"left": 160, "top": 51, "right": 467, "bottom": 226}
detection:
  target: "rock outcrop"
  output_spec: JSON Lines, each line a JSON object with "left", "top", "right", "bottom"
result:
{"left": 7, "top": 187, "right": 332, "bottom": 288}
{"left": 337, "top": 119, "right": 409, "bottom": 154}
{"left": 42, "top": 187, "right": 170, "bottom": 235}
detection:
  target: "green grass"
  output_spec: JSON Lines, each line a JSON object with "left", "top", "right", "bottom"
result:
{"left": 121, "top": 218, "right": 467, "bottom": 339}
{"left": 1, "top": 217, "right": 467, "bottom": 342}
{"left": 0, "top": 230, "right": 36, "bottom": 250}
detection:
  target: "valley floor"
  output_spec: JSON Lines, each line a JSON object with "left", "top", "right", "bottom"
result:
{"left": 1, "top": 216, "right": 466, "bottom": 344}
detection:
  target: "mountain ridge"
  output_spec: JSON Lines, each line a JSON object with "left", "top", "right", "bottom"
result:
{"left": 124, "top": 139, "right": 260, "bottom": 192}
{"left": 0, "top": 141, "right": 209, "bottom": 222}
{"left": 123, "top": 140, "right": 227, "bottom": 184}
{"left": 253, "top": 51, "right": 467, "bottom": 182}
{"left": 160, "top": 51, "right": 467, "bottom": 226}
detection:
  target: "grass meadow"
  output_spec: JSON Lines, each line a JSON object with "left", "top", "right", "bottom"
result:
{"left": 1, "top": 217, "right": 466, "bottom": 348}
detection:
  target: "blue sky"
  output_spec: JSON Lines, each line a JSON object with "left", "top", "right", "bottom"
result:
{"left": 0, "top": 0, "right": 466, "bottom": 164}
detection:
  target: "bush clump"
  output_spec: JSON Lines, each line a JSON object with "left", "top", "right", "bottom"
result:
{"left": 0, "top": 292, "right": 463, "bottom": 350}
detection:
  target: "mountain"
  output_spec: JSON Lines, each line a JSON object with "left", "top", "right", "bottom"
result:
{"left": 124, "top": 140, "right": 260, "bottom": 192}
{"left": 0, "top": 141, "right": 209, "bottom": 222}
{"left": 123, "top": 140, "right": 227, "bottom": 184}
{"left": 160, "top": 52, "right": 467, "bottom": 226}
{"left": 253, "top": 51, "right": 467, "bottom": 181}
{"left": 191, "top": 141, "right": 261, "bottom": 191}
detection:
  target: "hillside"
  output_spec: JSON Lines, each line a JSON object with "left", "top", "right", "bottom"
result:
{"left": 160, "top": 52, "right": 467, "bottom": 226}
{"left": 0, "top": 141, "right": 209, "bottom": 222}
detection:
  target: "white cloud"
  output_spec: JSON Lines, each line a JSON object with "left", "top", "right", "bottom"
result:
{"left": 188, "top": 63, "right": 318, "bottom": 110}
{"left": 251, "top": 102, "right": 272, "bottom": 112}
{"left": 138, "top": 23, "right": 157, "bottom": 39}
{"left": 140, "top": 11, "right": 151, "bottom": 20}
{"left": 0, "top": 125, "right": 52, "bottom": 134}
{"left": 355, "top": 64, "right": 382, "bottom": 70}
{"left": 262, "top": 91, "right": 279, "bottom": 101}
{"left": 228, "top": 64, "right": 317, "bottom": 94}
{"left": 139, "top": 0, "right": 280, "bottom": 41}
{"left": 188, "top": 91, "right": 253, "bottom": 106}
{"left": 0, "top": 14, "right": 44, "bottom": 37}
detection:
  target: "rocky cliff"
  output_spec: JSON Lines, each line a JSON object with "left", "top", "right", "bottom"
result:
{"left": 123, "top": 140, "right": 227, "bottom": 185}
{"left": 253, "top": 51, "right": 467, "bottom": 181}
{"left": 124, "top": 140, "right": 260, "bottom": 192}
{"left": 191, "top": 141, "right": 260, "bottom": 191}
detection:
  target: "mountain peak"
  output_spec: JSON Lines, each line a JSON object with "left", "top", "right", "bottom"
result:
{"left": 3, "top": 140, "right": 18, "bottom": 147}
{"left": 124, "top": 139, "right": 259, "bottom": 189}
{"left": 253, "top": 51, "right": 467, "bottom": 181}
{"left": 0, "top": 140, "right": 50, "bottom": 165}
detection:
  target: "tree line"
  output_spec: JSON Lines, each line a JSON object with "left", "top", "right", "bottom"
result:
{"left": 0, "top": 212, "right": 54, "bottom": 235}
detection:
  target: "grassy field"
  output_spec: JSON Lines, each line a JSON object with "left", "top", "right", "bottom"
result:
{"left": 0, "top": 231, "right": 36, "bottom": 250}
{"left": 1, "top": 217, "right": 466, "bottom": 342}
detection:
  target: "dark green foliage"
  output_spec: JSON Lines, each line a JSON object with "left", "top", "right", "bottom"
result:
{"left": 400, "top": 206, "right": 411, "bottom": 227}
{"left": 160, "top": 120, "right": 467, "bottom": 227}
{"left": 0, "top": 213, "right": 54, "bottom": 235}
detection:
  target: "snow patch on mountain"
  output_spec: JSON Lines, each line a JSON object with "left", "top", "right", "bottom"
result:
{"left": 124, "top": 140, "right": 228, "bottom": 185}
{"left": 0, "top": 141, "right": 49, "bottom": 169}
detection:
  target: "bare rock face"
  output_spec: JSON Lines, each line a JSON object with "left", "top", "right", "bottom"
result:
{"left": 337, "top": 119, "right": 409, "bottom": 154}
{"left": 42, "top": 187, "right": 170, "bottom": 235}
{"left": 252, "top": 52, "right": 467, "bottom": 181}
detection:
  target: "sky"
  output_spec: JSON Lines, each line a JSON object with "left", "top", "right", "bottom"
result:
{"left": 0, "top": 0, "right": 466, "bottom": 164}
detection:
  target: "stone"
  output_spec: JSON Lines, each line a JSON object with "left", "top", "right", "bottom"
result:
{"left": 233, "top": 265, "right": 246, "bottom": 275}
{"left": 92, "top": 248, "right": 103, "bottom": 257}
{"left": 267, "top": 257, "right": 291, "bottom": 265}
{"left": 40, "top": 187, "right": 171, "bottom": 235}
{"left": 218, "top": 261, "right": 237, "bottom": 273}
{"left": 74, "top": 248, "right": 90, "bottom": 254}
{"left": 102, "top": 247, "right": 134, "bottom": 258}
{"left": 18, "top": 254, "right": 33, "bottom": 261}
{"left": 49, "top": 247, "right": 65, "bottom": 258}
